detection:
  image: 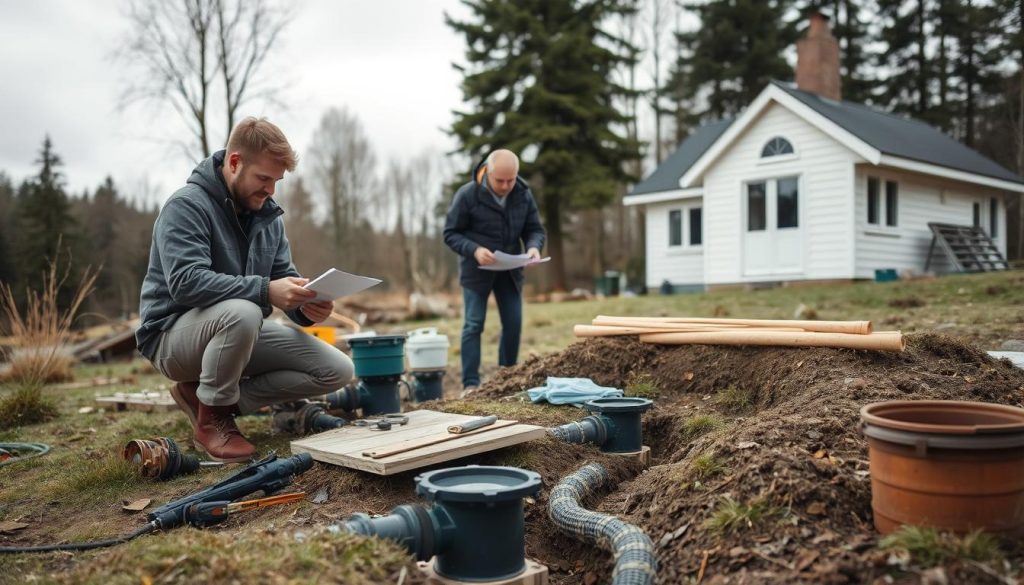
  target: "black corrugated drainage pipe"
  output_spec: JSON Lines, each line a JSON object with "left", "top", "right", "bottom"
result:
{"left": 549, "top": 463, "right": 657, "bottom": 585}
{"left": 340, "top": 465, "right": 542, "bottom": 582}
{"left": 548, "top": 397, "right": 653, "bottom": 453}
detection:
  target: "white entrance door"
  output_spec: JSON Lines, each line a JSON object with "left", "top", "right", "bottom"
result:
{"left": 742, "top": 176, "right": 802, "bottom": 277}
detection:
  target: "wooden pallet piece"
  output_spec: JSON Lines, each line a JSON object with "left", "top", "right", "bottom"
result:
{"left": 95, "top": 390, "right": 177, "bottom": 412}
{"left": 418, "top": 559, "right": 548, "bottom": 585}
{"left": 925, "top": 222, "right": 1008, "bottom": 273}
{"left": 608, "top": 445, "right": 651, "bottom": 467}
{"left": 290, "top": 410, "right": 547, "bottom": 476}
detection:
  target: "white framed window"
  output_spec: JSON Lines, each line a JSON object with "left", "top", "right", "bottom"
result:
{"left": 668, "top": 204, "right": 703, "bottom": 249}
{"left": 867, "top": 176, "right": 898, "bottom": 227}
{"left": 761, "top": 137, "right": 794, "bottom": 158}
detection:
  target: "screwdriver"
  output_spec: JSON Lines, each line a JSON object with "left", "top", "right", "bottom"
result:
{"left": 185, "top": 491, "right": 306, "bottom": 527}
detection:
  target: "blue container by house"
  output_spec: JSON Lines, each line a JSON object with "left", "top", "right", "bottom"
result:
{"left": 875, "top": 269, "right": 899, "bottom": 283}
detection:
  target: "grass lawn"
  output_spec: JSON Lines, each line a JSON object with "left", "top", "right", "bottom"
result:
{"left": 0, "top": 270, "right": 1021, "bottom": 583}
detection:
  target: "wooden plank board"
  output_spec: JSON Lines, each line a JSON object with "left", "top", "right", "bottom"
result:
{"left": 419, "top": 559, "right": 548, "bottom": 585}
{"left": 95, "top": 390, "right": 177, "bottom": 412}
{"left": 290, "top": 410, "right": 547, "bottom": 475}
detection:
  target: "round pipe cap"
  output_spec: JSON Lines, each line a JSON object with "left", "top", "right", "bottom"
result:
{"left": 415, "top": 465, "right": 542, "bottom": 503}
{"left": 584, "top": 397, "right": 654, "bottom": 414}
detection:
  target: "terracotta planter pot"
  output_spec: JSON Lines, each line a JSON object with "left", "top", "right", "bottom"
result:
{"left": 861, "top": 400, "right": 1024, "bottom": 535}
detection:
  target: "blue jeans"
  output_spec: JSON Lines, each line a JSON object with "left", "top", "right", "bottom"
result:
{"left": 461, "top": 274, "right": 522, "bottom": 388}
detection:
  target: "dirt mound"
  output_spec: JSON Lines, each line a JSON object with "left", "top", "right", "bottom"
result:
{"left": 478, "top": 334, "right": 1024, "bottom": 583}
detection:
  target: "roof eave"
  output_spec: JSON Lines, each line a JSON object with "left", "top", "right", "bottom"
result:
{"left": 624, "top": 187, "right": 704, "bottom": 206}
{"left": 878, "top": 155, "right": 1024, "bottom": 193}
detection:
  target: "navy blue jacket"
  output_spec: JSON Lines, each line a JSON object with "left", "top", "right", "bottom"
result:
{"left": 135, "top": 150, "right": 312, "bottom": 360}
{"left": 443, "top": 160, "right": 546, "bottom": 295}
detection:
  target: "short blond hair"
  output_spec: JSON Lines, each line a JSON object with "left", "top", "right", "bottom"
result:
{"left": 227, "top": 117, "right": 298, "bottom": 172}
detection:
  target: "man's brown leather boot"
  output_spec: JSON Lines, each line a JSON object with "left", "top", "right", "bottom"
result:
{"left": 194, "top": 403, "right": 256, "bottom": 462}
{"left": 169, "top": 382, "right": 200, "bottom": 430}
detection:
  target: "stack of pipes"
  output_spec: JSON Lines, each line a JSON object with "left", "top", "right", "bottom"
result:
{"left": 574, "top": 315, "right": 904, "bottom": 352}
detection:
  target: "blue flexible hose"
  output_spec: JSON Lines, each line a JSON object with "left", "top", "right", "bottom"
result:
{"left": 0, "top": 442, "right": 50, "bottom": 467}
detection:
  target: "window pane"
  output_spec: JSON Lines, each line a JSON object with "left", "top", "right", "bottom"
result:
{"left": 668, "top": 209, "right": 682, "bottom": 246}
{"left": 885, "top": 181, "right": 898, "bottom": 226}
{"left": 777, "top": 177, "right": 799, "bottom": 229}
{"left": 990, "top": 198, "right": 998, "bottom": 237}
{"left": 973, "top": 202, "right": 981, "bottom": 227}
{"left": 689, "top": 207, "right": 702, "bottom": 245}
{"left": 867, "top": 177, "right": 879, "bottom": 224}
{"left": 761, "top": 137, "right": 794, "bottom": 157}
{"left": 747, "top": 183, "right": 766, "bottom": 231}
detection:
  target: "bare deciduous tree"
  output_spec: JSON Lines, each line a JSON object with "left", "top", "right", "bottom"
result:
{"left": 119, "top": 0, "right": 293, "bottom": 161}
{"left": 307, "top": 107, "right": 377, "bottom": 270}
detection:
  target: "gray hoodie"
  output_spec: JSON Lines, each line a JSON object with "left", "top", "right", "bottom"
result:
{"left": 135, "top": 150, "right": 311, "bottom": 360}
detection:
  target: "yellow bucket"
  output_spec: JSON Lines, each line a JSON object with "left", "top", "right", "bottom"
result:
{"left": 303, "top": 326, "right": 336, "bottom": 346}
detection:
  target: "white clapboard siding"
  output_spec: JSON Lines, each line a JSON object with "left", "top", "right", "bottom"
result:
{"left": 853, "top": 166, "right": 1009, "bottom": 277}
{"left": 701, "top": 102, "right": 862, "bottom": 284}
{"left": 645, "top": 198, "right": 705, "bottom": 288}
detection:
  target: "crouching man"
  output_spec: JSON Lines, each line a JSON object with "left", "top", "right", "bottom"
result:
{"left": 135, "top": 117, "right": 353, "bottom": 462}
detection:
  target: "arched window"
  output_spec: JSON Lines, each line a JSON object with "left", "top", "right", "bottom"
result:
{"left": 761, "top": 137, "right": 794, "bottom": 158}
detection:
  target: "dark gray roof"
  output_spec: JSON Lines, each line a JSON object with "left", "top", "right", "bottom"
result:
{"left": 628, "top": 83, "right": 1023, "bottom": 197}
{"left": 774, "top": 81, "right": 1023, "bottom": 184}
{"left": 627, "top": 118, "right": 733, "bottom": 196}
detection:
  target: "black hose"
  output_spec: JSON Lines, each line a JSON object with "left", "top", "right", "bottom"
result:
{"left": 548, "top": 463, "right": 657, "bottom": 585}
{"left": 0, "top": 523, "right": 157, "bottom": 553}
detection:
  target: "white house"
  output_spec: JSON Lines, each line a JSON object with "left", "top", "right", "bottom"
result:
{"left": 625, "top": 13, "right": 1024, "bottom": 292}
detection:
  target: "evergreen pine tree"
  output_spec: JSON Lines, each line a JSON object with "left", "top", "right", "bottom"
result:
{"left": 876, "top": 0, "right": 937, "bottom": 122}
{"left": 14, "top": 136, "right": 79, "bottom": 306}
{"left": 668, "top": 0, "right": 796, "bottom": 124}
{"left": 0, "top": 173, "right": 15, "bottom": 287}
{"left": 447, "top": 0, "right": 642, "bottom": 290}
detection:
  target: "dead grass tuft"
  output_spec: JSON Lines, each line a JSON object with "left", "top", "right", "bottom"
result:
{"left": 880, "top": 526, "right": 1003, "bottom": 567}
{"left": 625, "top": 374, "right": 660, "bottom": 399}
{"left": 0, "top": 384, "right": 59, "bottom": 428}
{"left": 0, "top": 248, "right": 98, "bottom": 387}
{"left": 705, "top": 495, "right": 784, "bottom": 533}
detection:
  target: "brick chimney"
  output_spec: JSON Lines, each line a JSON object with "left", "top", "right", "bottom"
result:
{"left": 795, "top": 11, "right": 841, "bottom": 101}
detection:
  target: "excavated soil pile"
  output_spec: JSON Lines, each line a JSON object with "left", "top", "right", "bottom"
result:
{"left": 473, "top": 334, "right": 1024, "bottom": 584}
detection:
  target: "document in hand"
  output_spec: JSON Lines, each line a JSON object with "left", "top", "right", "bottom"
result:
{"left": 303, "top": 268, "right": 382, "bottom": 302}
{"left": 478, "top": 251, "right": 552, "bottom": 271}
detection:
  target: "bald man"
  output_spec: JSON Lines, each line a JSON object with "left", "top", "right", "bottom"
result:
{"left": 443, "top": 150, "right": 546, "bottom": 394}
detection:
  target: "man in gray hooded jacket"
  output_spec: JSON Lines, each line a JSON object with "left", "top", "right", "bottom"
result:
{"left": 136, "top": 117, "right": 353, "bottom": 462}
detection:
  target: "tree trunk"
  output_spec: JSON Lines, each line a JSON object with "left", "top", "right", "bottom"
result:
{"left": 543, "top": 191, "right": 567, "bottom": 291}
{"left": 916, "top": 0, "right": 928, "bottom": 115}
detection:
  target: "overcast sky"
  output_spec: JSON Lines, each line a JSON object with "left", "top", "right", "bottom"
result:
{"left": 0, "top": 0, "right": 472, "bottom": 204}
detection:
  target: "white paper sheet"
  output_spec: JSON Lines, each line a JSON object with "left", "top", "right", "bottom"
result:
{"left": 478, "top": 251, "right": 552, "bottom": 271}
{"left": 303, "top": 268, "right": 382, "bottom": 302}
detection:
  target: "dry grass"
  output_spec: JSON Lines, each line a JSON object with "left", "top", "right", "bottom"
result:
{"left": 0, "top": 384, "right": 59, "bottom": 428}
{"left": 0, "top": 249, "right": 98, "bottom": 386}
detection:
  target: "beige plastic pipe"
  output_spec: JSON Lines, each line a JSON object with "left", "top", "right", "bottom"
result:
{"left": 594, "top": 315, "right": 873, "bottom": 335}
{"left": 638, "top": 330, "right": 904, "bottom": 352}
{"left": 574, "top": 324, "right": 805, "bottom": 337}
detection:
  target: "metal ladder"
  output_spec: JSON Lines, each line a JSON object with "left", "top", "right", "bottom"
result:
{"left": 924, "top": 222, "right": 1009, "bottom": 273}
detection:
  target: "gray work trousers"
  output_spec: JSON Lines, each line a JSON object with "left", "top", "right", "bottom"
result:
{"left": 150, "top": 299, "right": 354, "bottom": 414}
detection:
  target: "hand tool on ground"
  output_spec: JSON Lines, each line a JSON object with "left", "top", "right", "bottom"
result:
{"left": 363, "top": 419, "right": 518, "bottom": 459}
{"left": 447, "top": 415, "right": 498, "bottom": 434}
{"left": 352, "top": 413, "right": 410, "bottom": 431}
{"left": 185, "top": 491, "right": 306, "bottom": 527}
{"left": 0, "top": 452, "right": 314, "bottom": 553}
